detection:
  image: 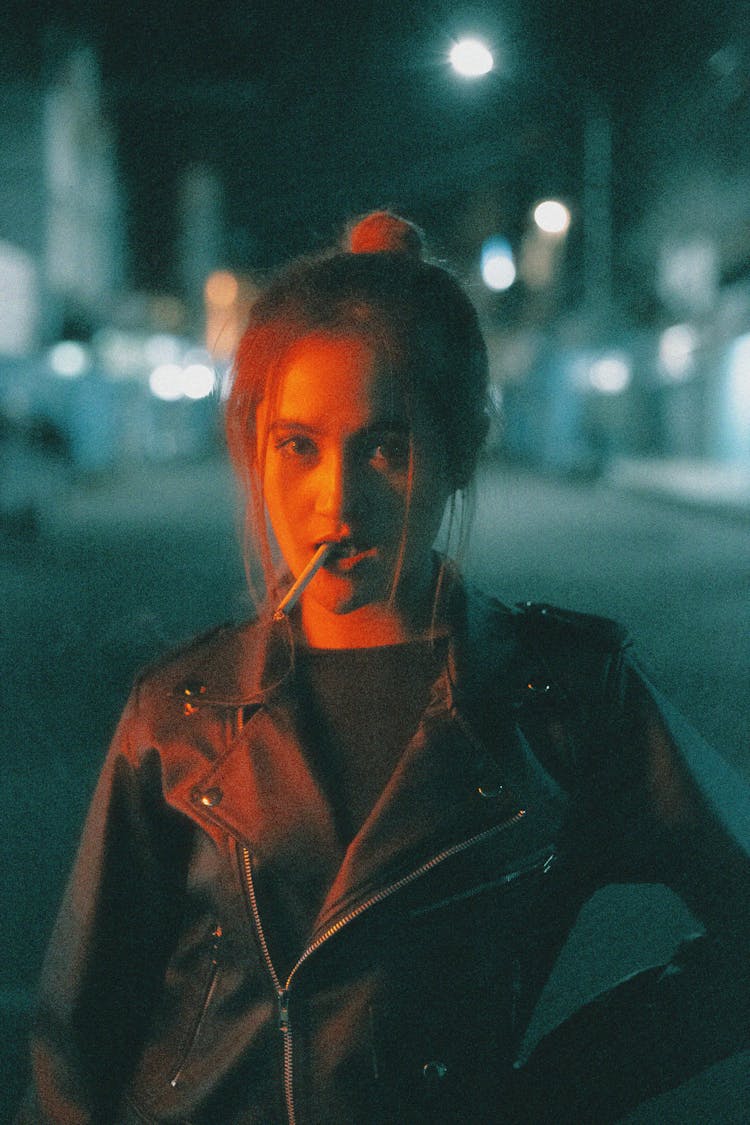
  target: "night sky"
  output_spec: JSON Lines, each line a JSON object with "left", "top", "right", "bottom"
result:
{"left": 2, "top": 0, "right": 731, "bottom": 287}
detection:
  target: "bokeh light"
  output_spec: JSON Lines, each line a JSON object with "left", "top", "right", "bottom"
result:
{"left": 659, "top": 324, "right": 698, "bottom": 381}
{"left": 533, "top": 200, "right": 571, "bottom": 235}
{"left": 182, "top": 363, "right": 216, "bottom": 400}
{"left": 149, "top": 363, "right": 184, "bottom": 401}
{"left": 49, "top": 340, "right": 90, "bottom": 378}
{"left": 205, "top": 270, "right": 239, "bottom": 308}
{"left": 449, "top": 38, "right": 494, "bottom": 78}
{"left": 481, "top": 237, "right": 516, "bottom": 291}
{"left": 589, "top": 353, "right": 631, "bottom": 394}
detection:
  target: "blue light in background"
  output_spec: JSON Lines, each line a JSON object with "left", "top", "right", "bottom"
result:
{"left": 481, "top": 237, "right": 516, "bottom": 291}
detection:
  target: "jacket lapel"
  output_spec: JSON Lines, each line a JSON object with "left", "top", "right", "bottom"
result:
{"left": 193, "top": 698, "right": 341, "bottom": 864}
{"left": 163, "top": 584, "right": 562, "bottom": 941}
{"left": 312, "top": 673, "right": 529, "bottom": 933}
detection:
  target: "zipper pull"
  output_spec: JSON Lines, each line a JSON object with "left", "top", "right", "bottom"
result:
{"left": 278, "top": 988, "right": 291, "bottom": 1033}
{"left": 210, "top": 924, "right": 223, "bottom": 965}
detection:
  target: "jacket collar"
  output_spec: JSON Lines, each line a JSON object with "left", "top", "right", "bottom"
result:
{"left": 169, "top": 561, "right": 516, "bottom": 711}
{"left": 164, "top": 577, "right": 558, "bottom": 927}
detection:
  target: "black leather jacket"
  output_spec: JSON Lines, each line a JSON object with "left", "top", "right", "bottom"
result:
{"left": 18, "top": 584, "right": 750, "bottom": 1123}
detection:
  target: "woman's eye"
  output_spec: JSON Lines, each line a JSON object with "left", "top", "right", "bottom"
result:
{"left": 370, "top": 434, "right": 410, "bottom": 471}
{"left": 276, "top": 435, "right": 318, "bottom": 459}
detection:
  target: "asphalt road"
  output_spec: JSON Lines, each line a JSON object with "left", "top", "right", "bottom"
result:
{"left": 3, "top": 457, "right": 748, "bottom": 1121}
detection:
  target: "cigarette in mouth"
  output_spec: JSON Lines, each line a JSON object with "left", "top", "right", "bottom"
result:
{"left": 273, "top": 542, "right": 333, "bottom": 620}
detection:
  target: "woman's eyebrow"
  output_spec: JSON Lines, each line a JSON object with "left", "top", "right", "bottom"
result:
{"left": 268, "top": 415, "right": 410, "bottom": 436}
{"left": 268, "top": 419, "right": 323, "bottom": 435}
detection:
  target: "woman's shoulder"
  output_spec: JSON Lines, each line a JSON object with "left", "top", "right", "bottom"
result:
{"left": 511, "top": 599, "right": 632, "bottom": 653}
{"left": 460, "top": 578, "right": 631, "bottom": 656}
{"left": 508, "top": 600, "right": 634, "bottom": 711}
{"left": 131, "top": 616, "right": 267, "bottom": 707}
{"left": 452, "top": 581, "right": 633, "bottom": 717}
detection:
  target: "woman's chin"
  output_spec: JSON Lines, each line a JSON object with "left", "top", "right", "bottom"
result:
{"left": 306, "top": 567, "right": 386, "bottom": 614}
{"left": 300, "top": 582, "right": 401, "bottom": 637}
{"left": 299, "top": 557, "right": 436, "bottom": 636}
{"left": 308, "top": 588, "right": 380, "bottom": 618}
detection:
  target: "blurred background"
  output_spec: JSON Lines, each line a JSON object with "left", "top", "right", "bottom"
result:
{"left": 1, "top": 1, "right": 749, "bottom": 1119}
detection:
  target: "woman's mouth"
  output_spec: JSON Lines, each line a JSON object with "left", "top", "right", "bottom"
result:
{"left": 321, "top": 541, "right": 377, "bottom": 573}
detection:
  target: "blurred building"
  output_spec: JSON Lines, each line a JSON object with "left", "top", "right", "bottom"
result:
{"left": 0, "top": 36, "right": 124, "bottom": 354}
{"left": 487, "top": 2, "right": 750, "bottom": 476}
{"left": 621, "top": 5, "right": 750, "bottom": 469}
{"left": 0, "top": 35, "right": 135, "bottom": 501}
{"left": 178, "top": 164, "right": 225, "bottom": 321}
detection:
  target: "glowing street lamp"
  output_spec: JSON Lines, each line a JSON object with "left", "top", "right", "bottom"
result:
{"left": 533, "top": 199, "right": 571, "bottom": 236}
{"left": 449, "top": 38, "right": 494, "bottom": 78}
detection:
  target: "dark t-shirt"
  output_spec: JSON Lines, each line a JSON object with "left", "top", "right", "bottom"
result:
{"left": 295, "top": 637, "right": 448, "bottom": 845}
{"left": 257, "top": 637, "right": 448, "bottom": 976}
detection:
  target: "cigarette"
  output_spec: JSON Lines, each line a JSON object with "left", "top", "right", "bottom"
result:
{"left": 273, "top": 542, "right": 333, "bottom": 620}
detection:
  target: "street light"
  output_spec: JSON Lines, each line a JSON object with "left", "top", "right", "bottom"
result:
{"left": 533, "top": 199, "right": 571, "bottom": 236}
{"left": 447, "top": 39, "right": 612, "bottom": 315}
{"left": 449, "top": 38, "right": 494, "bottom": 78}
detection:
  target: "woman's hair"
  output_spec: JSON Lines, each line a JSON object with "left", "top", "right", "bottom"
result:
{"left": 225, "top": 210, "right": 490, "bottom": 609}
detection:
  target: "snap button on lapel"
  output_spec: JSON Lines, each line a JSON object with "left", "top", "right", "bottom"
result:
{"left": 192, "top": 786, "right": 223, "bottom": 808}
{"left": 471, "top": 752, "right": 506, "bottom": 799}
{"left": 181, "top": 680, "right": 208, "bottom": 696}
{"left": 422, "top": 1060, "right": 448, "bottom": 1081}
{"left": 179, "top": 680, "right": 207, "bottom": 716}
{"left": 525, "top": 678, "right": 552, "bottom": 695}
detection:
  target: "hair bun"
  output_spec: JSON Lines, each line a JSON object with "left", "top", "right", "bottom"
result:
{"left": 347, "top": 210, "right": 424, "bottom": 259}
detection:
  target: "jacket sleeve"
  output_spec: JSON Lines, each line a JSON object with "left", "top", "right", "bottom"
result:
{"left": 515, "top": 646, "right": 750, "bottom": 1124}
{"left": 16, "top": 687, "right": 192, "bottom": 1124}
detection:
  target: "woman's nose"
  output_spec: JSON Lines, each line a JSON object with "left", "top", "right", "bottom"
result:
{"left": 313, "top": 451, "right": 362, "bottom": 522}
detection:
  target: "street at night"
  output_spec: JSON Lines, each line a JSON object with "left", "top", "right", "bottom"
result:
{"left": 3, "top": 3, "right": 750, "bottom": 1115}
{"left": 2, "top": 457, "right": 748, "bottom": 1120}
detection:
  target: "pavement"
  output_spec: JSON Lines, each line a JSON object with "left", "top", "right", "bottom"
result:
{"left": 604, "top": 455, "right": 750, "bottom": 519}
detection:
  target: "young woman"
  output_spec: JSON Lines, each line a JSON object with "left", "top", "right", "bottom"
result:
{"left": 19, "top": 212, "right": 750, "bottom": 1123}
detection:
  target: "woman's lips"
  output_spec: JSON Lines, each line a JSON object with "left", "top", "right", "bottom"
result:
{"left": 320, "top": 541, "right": 377, "bottom": 573}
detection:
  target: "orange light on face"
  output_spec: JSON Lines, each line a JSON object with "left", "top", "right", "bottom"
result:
{"left": 257, "top": 333, "right": 451, "bottom": 648}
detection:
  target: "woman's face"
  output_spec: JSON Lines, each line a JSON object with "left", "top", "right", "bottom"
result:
{"left": 257, "top": 332, "right": 452, "bottom": 645}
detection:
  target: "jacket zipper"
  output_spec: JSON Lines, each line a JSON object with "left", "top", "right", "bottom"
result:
{"left": 407, "top": 848, "right": 556, "bottom": 919}
{"left": 168, "top": 924, "right": 223, "bottom": 1088}
{"left": 241, "top": 808, "right": 525, "bottom": 1125}
{"left": 240, "top": 847, "right": 297, "bottom": 1124}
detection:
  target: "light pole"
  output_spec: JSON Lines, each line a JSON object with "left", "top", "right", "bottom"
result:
{"left": 449, "top": 38, "right": 613, "bottom": 318}
{"left": 582, "top": 104, "right": 613, "bottom": 315}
